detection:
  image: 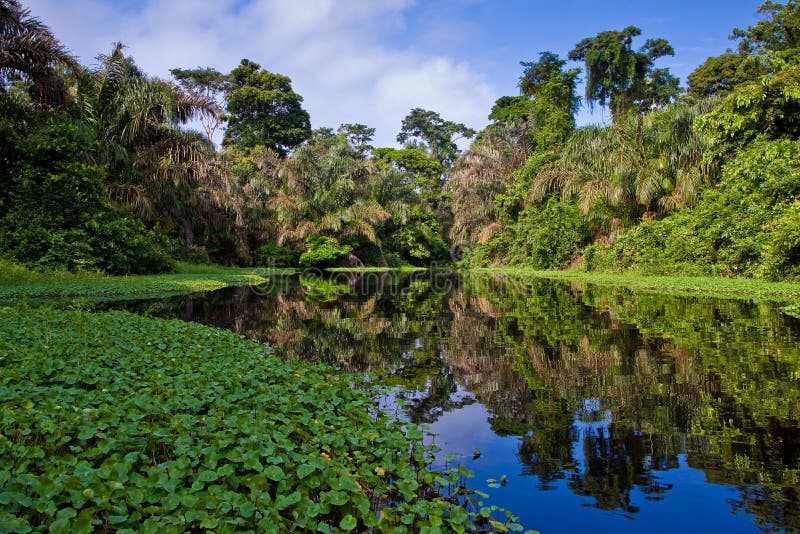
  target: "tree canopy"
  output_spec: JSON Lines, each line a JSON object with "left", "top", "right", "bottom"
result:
{"left": 0, "top": 0, "right": 78, "bottom": 108}
{"left": 222, "top": 59, "right": 311, "bottom": 156}
{"left": 568, "top": 26, "right": 680, "bottom": 118}
{"left": 397, "top": 107, "right": 476, "bottom": 169}
{"left": 169, "top": 66, "right": 229, "bottom": 142}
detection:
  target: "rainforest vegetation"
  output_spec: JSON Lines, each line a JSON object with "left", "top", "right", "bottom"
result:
{"left": 2, "top": 0, "right": 799, "bottom": 279}
{"left": 4, "top": 1, "right": 800, "bottom": 532}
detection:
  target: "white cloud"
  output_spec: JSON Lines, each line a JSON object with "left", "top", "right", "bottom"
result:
{"left": 373, "top": 57, "right": 494, "bottom": 145}
{"left": 26, "top": 0, "right": 496, "bottom": 146}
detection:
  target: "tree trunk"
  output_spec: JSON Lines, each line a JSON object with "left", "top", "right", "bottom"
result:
{"left": 165, "top": 206, "right": 194, "bottom": 249}
{"left": 180, "top": 218, "right": 194, "bottom": 249}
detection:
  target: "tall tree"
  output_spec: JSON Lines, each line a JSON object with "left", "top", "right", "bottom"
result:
{"left": 447, "top": 122, "right": 532, "bottom": 245}
{"left": 372, "top": 147, "right": 442, "bottom": 204}
{"left": 568, "top": 27, "right": 680, "bottom": 119}
{"left": 530, "top": 100, "right": 716, "bottom": 222}
{"left": 732, "top": 0, "right": 800, "bottom": 57}
{"left": 273, "top": 137, "right": 389, "bottom": 256}
{"left": 0, "top": 0, "right": 78, "bottom": 108}
{"left": 337, "top": 123, "right": 375, "bottom": 155}
{"left": 77, "top": 44, "right": 226, "bottom": 250}
{"left": 170, "top": 66, "right": 229, "bottom": 143}
{"left": 396, "top": 108, "right": 476, "bottom": 169}
{"left": 686, "top": 53, "right": 764, "bottom": 99}
{"left": 518, "top": 51, "right": 581, "bottom": 150}
{"left": 687, "top": 1, "right": 798, "bottom": 101}
{"left": 223, "top": 59, "right": 311, "bottom": 156}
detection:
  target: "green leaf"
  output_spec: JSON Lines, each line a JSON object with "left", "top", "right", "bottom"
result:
{"left": 275, "top": 490, "right": 301, "bottom": 511}
{"left": 49, "top": 519, "right": 70, "bottom": 534}
{"left": 263, "top": 465, "right": 284, "bottom": 482}
{"left": 339, "top": 515, "right": 357, "bottom": 531}
{"left": 297, "top": 463, "right": 316, "bottom": 479}
{"left": 74, "top": 510, "right": 95, "bottom": 534}
{"left": 197, "top": 470, "right": 219, "bottom": 483}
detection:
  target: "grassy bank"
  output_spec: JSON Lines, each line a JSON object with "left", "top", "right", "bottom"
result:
{"left": 0, "top": 260, "right": 294, "bottom": 301}
{"left": 473, "top": 267, "right": 800, "bottom": 302}
{"left": 0, "top": 307, "right": 523, "bottom": 532}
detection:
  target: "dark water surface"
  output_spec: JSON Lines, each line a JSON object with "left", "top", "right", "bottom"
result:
{"left": 110, "top": 272, "right": 800, "bottom": 533}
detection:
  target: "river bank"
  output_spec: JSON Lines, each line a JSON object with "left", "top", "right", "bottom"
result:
{"left": 473, "top": 268, "right": 800, "bottom": 302}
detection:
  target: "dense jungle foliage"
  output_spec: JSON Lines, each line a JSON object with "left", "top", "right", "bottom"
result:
{"left": 1, "top": 0, "right": 799, "bottom": 277}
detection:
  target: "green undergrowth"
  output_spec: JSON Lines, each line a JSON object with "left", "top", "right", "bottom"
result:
{"left": 474, "top": 268, "right": 800, "bottom": 302}
{"left": 0, "top": 261, "right": 295, "bottom": 302}
{"left": 0, "top": 308, "right": 527, "bottom": 533}
{"left": 0, "top": 259, "right": 104, "bottom": 286}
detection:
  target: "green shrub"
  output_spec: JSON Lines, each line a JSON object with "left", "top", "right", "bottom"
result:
{"left": 510, "top": 198, "right": 591, "bottom": 269}
{"left": 0, "top": 112, "right": 171, "bottom": 275}
{"left": 585, "top": 139, "right": 800, "bottom": 279}
{"left": 299, "top": 236, "right": 352, "bottom": 267}
{"left": 384, "top": 251, "right": 404, "bottom": 268}
{"left": 761, "top": 202, "right": 800, "bottom": 280}
{"left": 256, "top": 242, "right": 296, "bottom": 267}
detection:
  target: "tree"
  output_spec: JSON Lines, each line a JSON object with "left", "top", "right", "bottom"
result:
{"left": 372, "top": 147, "right": 442, "bottom": 203}
{"left": 686, "top": 53, "right": 763, "bottom": 99}
{"left": 396, "top": 108, "right": 475, "bottom": 168}
{"left": 687, "top": 1, "right": 798, "bottom": 100}
{"left": 77, "top": 44, "right": 227, "bottom": 251}
{"left": 518, "top": 51, "right": 581, "bottom": 150}
{"left": 732, "top": 0, "right": 800, "bottom": 57}
{"left": 568, "top": 27, "right": 681, "bottom": 119}
{"left": 531, "top": 100, "right": 716, "bottom": 223}
{"left": 273, "top": 137, "right": 389, "bottom": 260}
{"left": 447, "top": 122, "right": 532, "bottom": 245}
{"left": 170, "top": 66, "right": 229, "bottom": 143}
{"left": 337, "top": 123, "right": 375, "bottom": 155}
{"left": 489, "top": 96, "right": 534, "bottom": 124}
{"left": 0, "top": 0, "right": 78, "bottom": 108}
{"left": 0, "top": 110, "right": 171, "bottom": 273}
{"left": 223, "top": 59, "right": 311, "bottom": 156}
{"left": 695, "top": 62, "right": 800, "bottom": 148}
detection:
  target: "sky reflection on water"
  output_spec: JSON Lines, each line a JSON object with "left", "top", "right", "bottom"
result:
{"left": 109, "top": 272, "right": 800, "bottom": 533}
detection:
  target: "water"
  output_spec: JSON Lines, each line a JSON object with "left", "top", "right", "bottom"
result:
{"left": 110, "top": 271, "right": 800, "bottom": 533}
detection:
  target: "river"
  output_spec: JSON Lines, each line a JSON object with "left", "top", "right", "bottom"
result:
{"left": 108, "top": 271, "right": 800, "bottom": 533}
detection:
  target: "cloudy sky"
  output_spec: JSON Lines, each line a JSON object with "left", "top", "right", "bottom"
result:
{"left": 27, "top": 0, "right": 761, "bottom": 147}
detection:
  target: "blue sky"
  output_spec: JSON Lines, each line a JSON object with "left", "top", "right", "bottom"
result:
{"left": 27, "top": 0, "right": 763, "bottom": 146}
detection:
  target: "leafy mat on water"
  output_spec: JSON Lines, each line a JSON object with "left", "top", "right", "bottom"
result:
{"left": 0, "top": 308, "right": 527, "bottom": 533}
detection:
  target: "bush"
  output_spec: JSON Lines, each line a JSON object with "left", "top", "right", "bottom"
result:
{"left": 256, "top": 242, "right": 296, "bottom": 267}
{"left": 761, "top": 202, "right": 800, "bottom": 280}
{"left": 0, "top": 112, "right": 171, "bottom": 274}
{"left": 298, "top": 236, "right": 352, "bottom": 267}
{"left": 584, "top": 140, "right": 800, "bottom": 279}
{"left": 511, "top": 198, "right": 591, "bottom": 269}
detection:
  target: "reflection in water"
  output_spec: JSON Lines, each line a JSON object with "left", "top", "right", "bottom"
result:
{"left": 115, "top": 272, "right": 800, "bottom": 533}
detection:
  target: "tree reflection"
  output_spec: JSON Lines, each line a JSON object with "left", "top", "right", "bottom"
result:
{"left": 112, "top": 271, "right": 800, "bottom": 531}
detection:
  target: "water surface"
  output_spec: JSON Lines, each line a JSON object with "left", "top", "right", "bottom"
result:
{"left": 111, "top": 271, "right": 800, "bottom": 533}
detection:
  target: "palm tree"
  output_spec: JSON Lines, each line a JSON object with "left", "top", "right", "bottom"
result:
{"left": 0, "top": 0, "right": 79, "bottom": 107}
{"left": 78, "top": 44, "right": 219, "bottom": 166}
{"left": 638, "top": 99, "right": 718, "bottom": 212}
{"left": 529, "top": 120, "right": 639, "bottom": 218}
{"left": 530, "top": 100, "right": 717, "bottom": 228}
{"left": 77, "top": 43, "right": 230, "bottom": 252}
{"left": 273, "top": 138, "right": 390, "bottom": 259}
{"left": 447, "top": 122, "right": 531, "bottom": 245}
